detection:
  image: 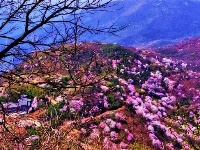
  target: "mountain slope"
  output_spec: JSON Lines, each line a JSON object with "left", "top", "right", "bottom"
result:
{"left": 79, "top": 0, "right": 200, "bottom": 47}
{"left": 155, "top": 36, "right": 200, "bottom": 71}
{"left": 26, "top": 0, "right": 200, "bottom": 48}
{"left": 1, "top": 43, "right": 200, "bottom": 149}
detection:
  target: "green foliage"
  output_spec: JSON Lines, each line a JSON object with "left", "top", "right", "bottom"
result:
{"left": 101, "top": 44, "right": 132, "bottom": 60}
{"left": 113, "top": 86, "right": 123, "bottom": 94}
{"left": 179, "top": 98, "right": 191, "bottom": 107}
{"left": 44, "top": 84, "right": 59, "bottom": 97}
{"left": 149, "top": 64, "right": 169, "bottom": 77}
{"left": 61, "top": 76, "right": 70, "bottom": 84}
{"left": 50, "top": 118, "right": 62, "bottom": 129}
{"left": 129, "top": 142, "right": 151, "bottom": 150}
{"left": 46, "top": 102, "right": 65, "bottom": 117}
{"left": 140, "top": 71, "right": 151, "bottom": 84}
{"left": 27, "top": 127, "right": 37, "bottom": 136}
{"left": 25, "top": 85, "right": 45, "bottom": 99}
{"left": 127, "top": 104, "right": 136, "bottom": 114}
{"left": 106, "top": 78, "right": 119, "bottom": 87}
{"left": 30, "top": 139, "right": 40, "bottom": 150}
{"left": 91, "top": 118, "right": 101, "bottom": 125}
{"left": 101, "top": 67, "right": 112, "bottom": 77}
{"left": 46, "top": 102, "right": 73, "bottom": 128}
{"left": 107, "top": 94, "right": 122, "bottom": 110}
{"left": 0, "top": 96, "right": 6, "bottom": 102}
{"left": 109, "top": 112, "right": 116, "bottom": 120}
{"left": 46, "top": 103, "right": 64, "bottom": 128}
{"left": 8, "top": 84, "right": 45, "bottom": 101}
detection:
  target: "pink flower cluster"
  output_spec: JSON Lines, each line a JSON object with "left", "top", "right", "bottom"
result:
{"left": 69, "top": 98, "right": 83, "bottom": 112}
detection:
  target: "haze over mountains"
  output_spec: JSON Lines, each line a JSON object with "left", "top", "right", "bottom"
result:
{"left": 4, "top": 0, "right": 200, "bottom": 49}
{"left": 80, "top": 0, "right": 200, "bottom": 48}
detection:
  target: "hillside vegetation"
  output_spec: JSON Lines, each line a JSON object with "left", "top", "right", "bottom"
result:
{"left": 0, "top": 43, "right": 200, "bottom": 150}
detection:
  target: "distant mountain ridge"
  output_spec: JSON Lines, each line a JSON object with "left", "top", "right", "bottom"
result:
{"left": 79, "top": 0, "right": 200, "bottom": 47}
{"left": 16, "top": 0, "right": 200, "bottom": 50}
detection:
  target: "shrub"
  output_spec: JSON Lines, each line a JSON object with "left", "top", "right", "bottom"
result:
{"left": 25, "top": 85, "right": 45, "bottom": 99}
{"left": 61, "top": 76, "right": 70, "bottom": 84}
{"left": 107, "top": 94, "right": 123, "bottom": 110}
{"left": 46, "top": 103, "right": 64, "bottom": 128}
{"left": 106, "top": 78, "right": 119, "bottom": 87}
{"left": 46, "top": 102, "right": 65, "bottom": 117}
{"left": 27, "top": 127, "right": 37, "bottom": 136}
{"left": 101, "top": 44, "right": 133, "bottom": 60}
{"left": 46, "top": 102, "right": 73, "bottom": 127}
{"left": 8, "top": 84, "right": 45, "bottom": 101}
{"left": 0, "top": 96, "right": 6, "bottom": 102}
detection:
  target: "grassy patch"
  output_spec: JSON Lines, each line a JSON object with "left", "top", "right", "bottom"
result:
{"left": 129, "top": 142, "right": 151, "bottom": 150}
{"left": 8, "top": 84, "right": 45, "bottom": 102}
